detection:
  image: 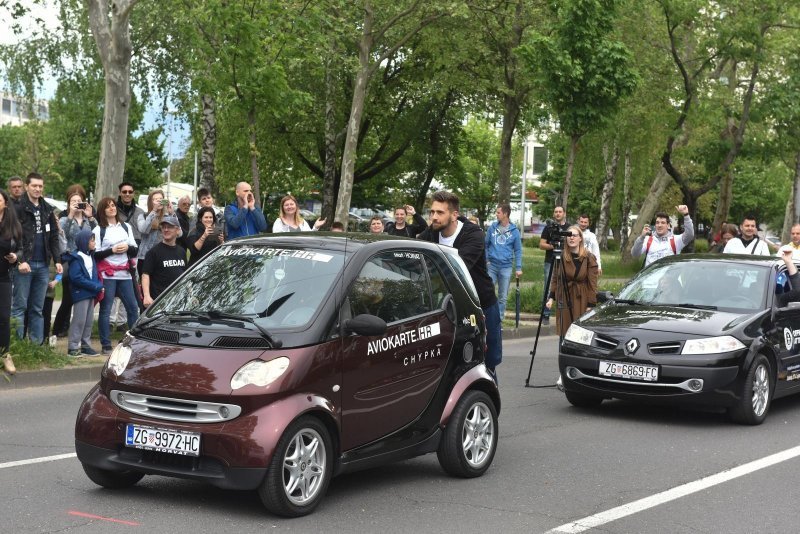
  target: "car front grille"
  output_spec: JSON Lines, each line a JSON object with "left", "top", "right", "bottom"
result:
{"left": 110, "top": 390, "right": 241, "bottom": 423}
{"left": 118, "top": 447, "right": 225, "bottom": 476}
{"left": 210, "top": 335, "right": 271, "bottom": 349}
{"left": 137, "top": 328, "right": 180, "bottom": 344}
{"left": 594, "top": 335, "right": 618, "bottom": 350}
{"left": 648, "top": 342, "right": 682, "bottom": 354}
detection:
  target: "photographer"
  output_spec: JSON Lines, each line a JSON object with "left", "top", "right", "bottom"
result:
{"left": 225, "top": 182, "right": 267, "bottom": 238}
{"left": 135, "top": 190, "right": 179, "bottom": 280}
{"left": 539, "top": 206, "right": 570, "bottom": 325}
{"left": 545, "top": 225, "right": 599, "bottom": 337}
{"left": 188, "top": 207, "right": 224, "bottom": 266}
{"left": 631, "top": 205, "right": 694, "bottom": 267}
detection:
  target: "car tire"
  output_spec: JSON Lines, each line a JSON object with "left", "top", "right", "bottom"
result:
{"left": 82, "top": 463, "right": 144, "bottom": 489}
{"left": 565, "top": 389, "right": 604, "bottom": 408}
{"left": 258, "top": 416, "right": 333, "bottom": 517}
{"left": 437, "top": 390, "right": 498, "bottom": 478}
{"left": 728, "top": 354, "right": 772, "bottom": 425}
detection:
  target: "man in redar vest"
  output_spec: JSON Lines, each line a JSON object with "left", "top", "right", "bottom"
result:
{"left": 631, "top": 205, "right": 694, "bottom": 268}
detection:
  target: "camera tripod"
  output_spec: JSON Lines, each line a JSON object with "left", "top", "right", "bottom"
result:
{"left": 525, "top": 239, "right": 574, "bottom": 388}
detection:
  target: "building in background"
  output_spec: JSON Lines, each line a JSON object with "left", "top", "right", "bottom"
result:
{"left": 0, "top": 92, "right": 49, "bottom": 126}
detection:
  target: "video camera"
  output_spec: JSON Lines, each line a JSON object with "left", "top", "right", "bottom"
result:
{"left": 544, "top": 219, "right": 573, "bottom": 250}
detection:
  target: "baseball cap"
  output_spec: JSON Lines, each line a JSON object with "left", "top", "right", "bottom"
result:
{"left": 160, "top": 215, "right": 180, "bottom": 227}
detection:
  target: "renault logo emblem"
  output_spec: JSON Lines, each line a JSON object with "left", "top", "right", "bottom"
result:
{"left": 625, "top": 338, "right": 639, "bottom": 355}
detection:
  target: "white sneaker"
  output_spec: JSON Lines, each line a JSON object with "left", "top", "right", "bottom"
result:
{"left": 49, "top": 335, "right": 57, "bottom": 348}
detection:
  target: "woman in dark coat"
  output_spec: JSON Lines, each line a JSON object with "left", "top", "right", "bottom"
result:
{"left": 545, "top": 225, "right": 599, "bottom": 337}
{"left": 188, "top": 206, "right": 224, "bottom": 266}
{"left": 0, "top": 189, "right": 22, "bottom": 374}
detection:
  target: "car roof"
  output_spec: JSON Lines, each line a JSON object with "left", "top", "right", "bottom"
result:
{"left": 224, "top": 232, "right": 439, "bottom": 254}
{"left": 655, "top": 253, "right": 781, "bottom": 268}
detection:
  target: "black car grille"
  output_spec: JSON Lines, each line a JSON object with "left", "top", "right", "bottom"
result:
{"left": 594, "top": 334, "right": 618, "bottom": 350}
{"left": 137, "top": 328, "right": 180, "bottom": 344}
{"left": 210, "top": 336, "right": 271, "bottom": 349}
{"left": 648, "top": 342, "right": 682, "bottom": 355}
{"left": 574, "top": 367, "right": 694, "bottom": 395}
{"left": 118, "top": 447, "right": 224, "bottom": 475}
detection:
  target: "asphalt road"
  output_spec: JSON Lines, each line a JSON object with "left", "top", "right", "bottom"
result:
{"left": 3, "top": 335, "right": 800, "bottom": 533}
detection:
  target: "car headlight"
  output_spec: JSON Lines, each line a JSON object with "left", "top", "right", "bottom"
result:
{"left": 564, "top": 324, "right": 594, "bottom": 346}
{"left": 231, "top": 357, "right": 290, "bottom": 390}
{"left": 105, "top": 344, "right": 132, "bottom": 377}
{"left": 682, "top": 336, "right": 746, "bottom": 355}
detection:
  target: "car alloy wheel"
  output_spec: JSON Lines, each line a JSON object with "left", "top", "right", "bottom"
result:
{"left": 259, "top": 416, "right": 333, "bottom": 517}
{"left": 437, "top": 390, "right": 498, "bottom": 477}
{"left": 728, "top": 354, "right": 772, "bottom": 425}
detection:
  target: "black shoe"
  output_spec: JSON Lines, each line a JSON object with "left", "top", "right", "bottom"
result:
{"left": 81, "top": 346, "right": 99, "bottom": 356}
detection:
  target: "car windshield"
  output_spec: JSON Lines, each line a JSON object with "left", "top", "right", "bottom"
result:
{"left": 617, "top": 261, "right": 769, "bottom": 311}
{"left": 146, "top": 244, "right": 345, "bottom": 329}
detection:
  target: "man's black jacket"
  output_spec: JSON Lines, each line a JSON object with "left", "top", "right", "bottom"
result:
{"left": 418, "top": 216, "right": 497, "bottom": 309}
{"left": 18, "top": 196, "right": 61, "bottom": 266}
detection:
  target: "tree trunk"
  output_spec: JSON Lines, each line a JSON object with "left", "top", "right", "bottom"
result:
{"left": 247, "top": 107, "right": 261, "bottom": 202}
{"left": 622, "top": 167, "right": 670, "bottom": 263}
{"left": 619, "top": 148, "right": 632, "bottom": 254}
{"left": 793, "top": 150, "right": 800, "bottom": 225}
{"left": 597, "top": 142, "right": 619, "bottom": 250}
{"left": 782, "top": 196, "right": 793, "bottom": 244}
{"left": 200, "top": 93, "right": 217, "bottom": 193}
{"left": 562, "top": 134, "right": 579, "bottom": 213}
{"left": 321, "top": 56, "right": 339, "bottom": 226}
{"left": 497, "top": 93, "right": 519, "bottom": 205}
{"left": 711, "top": 169, "right": 733, "bottom": 239}
{"left": 335, "top": 5, "right": 374, "bottom": 224}
{"left": 88, "top": 0, "right": 139, "bottom": 201}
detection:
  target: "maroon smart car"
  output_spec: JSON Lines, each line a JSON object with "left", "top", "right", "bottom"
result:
{"left": 75, "top": 234, "right": 500, "bottom": 516}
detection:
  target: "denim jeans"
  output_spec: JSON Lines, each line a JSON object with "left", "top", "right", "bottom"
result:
{"left": 483, "top": 301, "right": 502, "bottom": 370}
{"left": 98, "top": 277, "right": 139, "bottom": 349}
{"left": 487, "top": 262, "right": 512, "bottom": 319}
{"left": 11, "top": 261, "right": 49, "bottom": 343}
{"left": 541, "top": 261, "right": 553, "bottom": 319}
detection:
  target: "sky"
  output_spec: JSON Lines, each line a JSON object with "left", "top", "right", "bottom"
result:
{"left": 1, "top": 1, "right": 190, "bottom": 162}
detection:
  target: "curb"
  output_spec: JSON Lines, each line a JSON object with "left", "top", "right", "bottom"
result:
{"left": 2, "top": 365, "right": 104, "bottom": 390}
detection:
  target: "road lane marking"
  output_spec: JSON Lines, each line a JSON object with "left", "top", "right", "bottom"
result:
{"left": 69, "top": 511, "right": 140, "bottom": 526}
{"left": 547, "top": 443, "right": 800, "bottom": 533}
{"left": 0, "top": 452, "right": 76, "bottom": 470}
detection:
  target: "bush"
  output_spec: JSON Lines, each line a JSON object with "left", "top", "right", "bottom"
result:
{"left": 5, "top": 336, "right": 71, "bottom": 371}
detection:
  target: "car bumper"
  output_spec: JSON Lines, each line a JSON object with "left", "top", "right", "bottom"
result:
{"left": 559, "top": 352, "right": 743, "bottom": 407}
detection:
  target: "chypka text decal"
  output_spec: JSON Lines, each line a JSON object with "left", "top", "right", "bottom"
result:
{"left": 367, "top": 322, "right": 441, "bottom": 356}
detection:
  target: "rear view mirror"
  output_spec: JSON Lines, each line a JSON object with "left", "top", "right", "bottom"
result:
{"left": 441, "top": 294, "right": 456, "bottom": 324}
{"left": 343, "top": 314, "right": 388, "bottom": 337}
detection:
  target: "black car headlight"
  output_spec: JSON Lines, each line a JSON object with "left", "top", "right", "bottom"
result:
{"left": 564, "top": 324, "right": 594, "bottom": 346}
{"left": 681, "top": 336, "right": 745, "bottom": 355}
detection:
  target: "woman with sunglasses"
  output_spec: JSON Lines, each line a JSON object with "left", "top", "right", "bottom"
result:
{"left": 545, "top": 225, "right": 599, "bottom": 337}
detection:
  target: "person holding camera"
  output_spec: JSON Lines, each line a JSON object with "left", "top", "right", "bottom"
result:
{"left": 52, "top": 188, "right": 96, "bottom": 338}
{"left": 188, "top": 206, "right": 224, "bottom": 266}
{"left": 545, "top": 225, "right": 599, "bottom": 337}
{"left": 135, "top": 190, "right": 178, "bottom": 277}
{"left": 225, "top": 182, "right": 268, "bottom": 238}
{"left": 631, "top": 205, "right": 694, "bottom": 268}
{"left": 539, "top": 206, "right": 571, "bottom": 325}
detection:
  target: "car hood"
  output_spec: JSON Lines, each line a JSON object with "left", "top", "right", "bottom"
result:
{"left": 110, "top": 336, "right": 267, "bottom": 397}
{"left": 579, "top": 303, "right": 762, "bottom": 336}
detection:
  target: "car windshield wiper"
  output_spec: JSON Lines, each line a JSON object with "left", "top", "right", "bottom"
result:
{"left": 613, "top": 298, "right": 642, "bottom": 305}
{"left": 668, "top": 303, "right": 718, "bottom": 311}
{"left": 206, "top": 310, "right": 282, "bottom": 348}
{"left": 132, "top": 310, "right": 210, "bottom": 332}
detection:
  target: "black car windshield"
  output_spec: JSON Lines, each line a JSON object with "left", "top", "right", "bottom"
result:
{"left": 146, "top": 244, "right": 345, "bottom": 329}
{"left": 617, "top": 261, "right": 769, "bottom": 311}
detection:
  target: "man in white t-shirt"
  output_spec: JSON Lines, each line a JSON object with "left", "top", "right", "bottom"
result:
{"left": 778, "top": 224, "right": 800, "bottom": 260}
{"left": 578, "top": 214, "right": 602, "bottom": 275}
{"left": 724, "top": 215, "right": 771, "bottom": 255}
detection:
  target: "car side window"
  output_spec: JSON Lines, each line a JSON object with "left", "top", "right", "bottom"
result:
{"left": 348, "top": 252, "right": 432, "bottom": 324}
{"left": 424, "top": 255, "right": 448, "bottom": 309}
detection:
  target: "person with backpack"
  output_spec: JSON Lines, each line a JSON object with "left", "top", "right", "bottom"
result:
{"left": 92, "top": 197, "right": 139, "bottom": 355}
{"left": 631, "top": 205, "right": 694, "bottom": 268}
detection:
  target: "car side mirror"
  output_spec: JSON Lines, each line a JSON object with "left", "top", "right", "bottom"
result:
{"left": 597, "top": 291, "right": 614, "bottom": 303}
{"left": 441, "top": 294, "right": 456, "bottom": 324}
{"left": 779, "top": 301, "right": 800, "bottom": 312}
{"left": 343, "top": 314, "right": 388, "bottom": 336}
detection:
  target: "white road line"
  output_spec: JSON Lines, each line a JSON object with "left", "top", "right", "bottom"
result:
{"left": 0, "top": 453, "right": 76, "bottom": 470}
{"left": 547, "top": 443, "right": 800, "bottom": 533}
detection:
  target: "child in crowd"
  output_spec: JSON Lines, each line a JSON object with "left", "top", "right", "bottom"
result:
{"left": 67, "top": 229, "right": 104, "bottom": 357}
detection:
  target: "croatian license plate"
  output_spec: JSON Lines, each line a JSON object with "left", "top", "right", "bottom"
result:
{"left": 599, "top": 360, "right": 659, "bottom": 382}
{"left": 125, "top": 424, "right": 201, "bottom": 456}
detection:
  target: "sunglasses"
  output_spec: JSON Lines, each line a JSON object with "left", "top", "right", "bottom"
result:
{"left": 121, "top": 190, "right": 134, "bottom": 194}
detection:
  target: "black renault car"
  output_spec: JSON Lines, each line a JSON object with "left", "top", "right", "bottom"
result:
{"left": 558, "top": 254, "right": 800, "bottom": 424}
